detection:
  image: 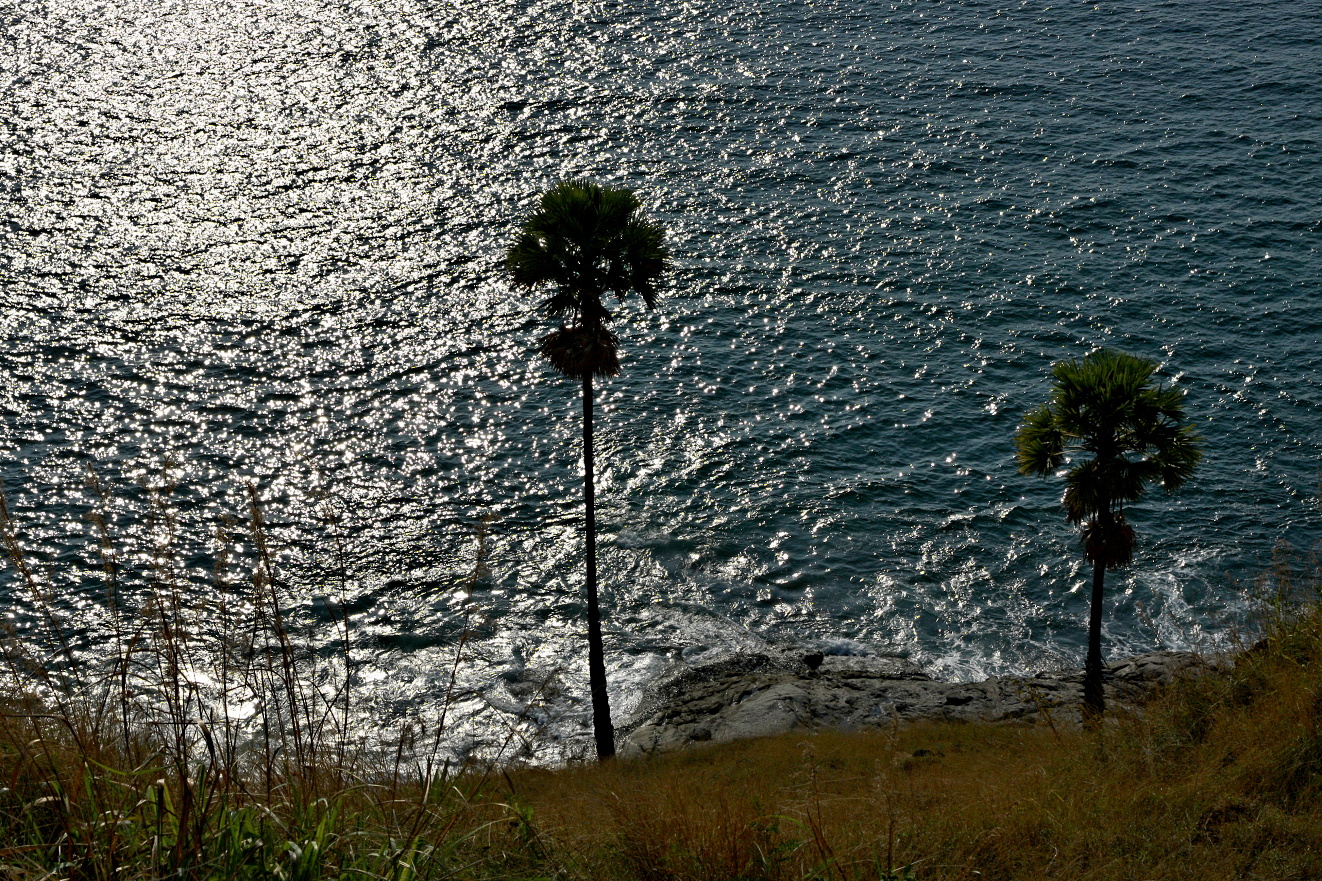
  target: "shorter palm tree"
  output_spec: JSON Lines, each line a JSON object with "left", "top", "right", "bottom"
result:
{"left": 506, "top": 180, "right": 669, "bottom": 760}
{"left": 1015, "top": 349, "right": 1202, "bottom": 719}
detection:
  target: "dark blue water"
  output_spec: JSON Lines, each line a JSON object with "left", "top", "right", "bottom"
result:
{"left": 2, "top": 0, "right": 1319, "bottom": 759}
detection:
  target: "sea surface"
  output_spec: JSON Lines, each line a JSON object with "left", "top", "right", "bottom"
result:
{"left": 2, "top": 0, "right": 1320, "bottom": 761}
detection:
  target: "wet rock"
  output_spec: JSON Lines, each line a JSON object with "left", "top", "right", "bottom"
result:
{"left": 618, "top": 650, "right": 1222, "bottom": 757}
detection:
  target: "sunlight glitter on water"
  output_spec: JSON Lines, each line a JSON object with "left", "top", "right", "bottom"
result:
{"left": 3, "top": 0, "right": 1321, "bottom": 759}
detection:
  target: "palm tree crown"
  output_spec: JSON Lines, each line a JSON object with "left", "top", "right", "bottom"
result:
{"left": 506, "top": 179, "right": 669, "bottom": 375}
{"left": 1015, "top": 348, "right": 1202, "bottom": 567}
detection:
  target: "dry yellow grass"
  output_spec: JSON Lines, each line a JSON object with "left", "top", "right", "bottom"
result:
{"left": 499, "top": 604, "right": 1322, "bottom": 881}
{"left": 2, "top": 470, "right": 1318, "bottom": 879}
{"left": 3, "top": 612, "right": 1320, "bottom": 880}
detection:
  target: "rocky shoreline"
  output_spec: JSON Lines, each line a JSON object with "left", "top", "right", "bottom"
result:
{"left": 619, "top": 649, "right": 1220, "bottom": 757}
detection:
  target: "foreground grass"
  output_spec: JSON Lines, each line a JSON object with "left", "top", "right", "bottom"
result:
{"left": 3, "top": 596, "right": 1321, "bottom": 880}
{"left": 1, "top": 474, "right": 1318, "bottom": 880}
{"left": 505, "top": 600, "right": 1322, "bottom": 881}
{"left": 512, "top": 633, "right": 1322, "bottom": 881}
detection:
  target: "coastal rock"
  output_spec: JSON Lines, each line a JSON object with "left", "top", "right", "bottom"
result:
{"left": 618, "top": 650, "right": 1218, "bottom": 757}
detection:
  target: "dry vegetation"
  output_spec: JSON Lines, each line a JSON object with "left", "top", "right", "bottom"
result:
{"left": 0, "top": 479, "right": 1319, "bottom": 879}
{"left": 510, "top": 622, "right": 1322, "bottom": 881}
{"left": 2, "top": 591, "right": 1318, "bottom": 881}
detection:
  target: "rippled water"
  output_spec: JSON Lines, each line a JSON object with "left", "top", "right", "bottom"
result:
{"left": 3, "top": 0, "right": 1320, "bottom": 759}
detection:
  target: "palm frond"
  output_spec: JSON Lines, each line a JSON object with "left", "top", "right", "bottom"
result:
{"left": 1014, "top": 405, "right": 1066, "bottom": 477}
{"left": 1017, "top": 348, "right": 1203, "bottom": 555}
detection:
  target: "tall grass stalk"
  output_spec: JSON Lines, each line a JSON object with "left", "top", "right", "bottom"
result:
{"left": 0, "top": 476, "right": 541, "bottom": 880}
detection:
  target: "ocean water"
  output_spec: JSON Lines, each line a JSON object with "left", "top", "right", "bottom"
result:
{"left": 2, "top": 0, "right": 1320, "bottom": 760}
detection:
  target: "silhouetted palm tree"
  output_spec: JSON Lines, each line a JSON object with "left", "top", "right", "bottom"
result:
{"left": 1015, "top": 349, "right": 1202, "bottom": 720}
{"left": 506, "top": 180, "right": 669, "bottom": 759}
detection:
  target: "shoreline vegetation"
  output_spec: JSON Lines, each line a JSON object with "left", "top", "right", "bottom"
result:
{"left": 1, "top": 480, "right": 1320, "bottom": 878}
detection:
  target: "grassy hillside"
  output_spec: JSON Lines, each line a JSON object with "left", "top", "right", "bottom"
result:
{"left": 503, "top": 589, "right": 1322, "bottom": 881}
{"left": 1, "top": 486, "right": 1319, "bottom": 879}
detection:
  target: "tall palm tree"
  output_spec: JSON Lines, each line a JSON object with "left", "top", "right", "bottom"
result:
{"left": 506, "top": 180, "right": 669, "bottom": 760}
{"left": 1015, "top": 349, "right": 1202, "bottom": 720}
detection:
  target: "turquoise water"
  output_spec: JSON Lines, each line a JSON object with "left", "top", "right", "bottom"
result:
{"left": 2, "top": 0, "right": 1320, "bottom": 759}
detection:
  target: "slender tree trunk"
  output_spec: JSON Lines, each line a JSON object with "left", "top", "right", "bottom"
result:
{"left": 583, "top": 373, "right": 615, "bottom": 759}
{"left": 1083, "top": 554, "right": 1107, "bottom": 724}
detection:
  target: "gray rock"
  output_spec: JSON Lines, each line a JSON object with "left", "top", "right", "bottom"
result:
{"left": 618, "top": 650, "right": 1221, "bottom": 757}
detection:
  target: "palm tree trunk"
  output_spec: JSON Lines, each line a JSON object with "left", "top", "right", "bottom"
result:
{"left": 1083, "top": 557, "right": 1107, "bottom": 723}
{"left": 582, "top": 373, "right": 615, "bottom": 759}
